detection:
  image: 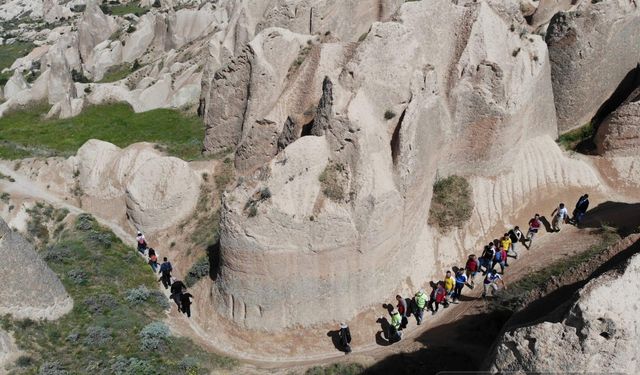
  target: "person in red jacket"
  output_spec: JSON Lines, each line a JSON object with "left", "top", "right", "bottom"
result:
{"left": 526, "top": 214, "right": 542, "bottom": 248}
{"left": 465, "top": 254, "right": 479, "bottom": 285}
{"left": 428, "top": 282, "right": 447, "bottom": 314}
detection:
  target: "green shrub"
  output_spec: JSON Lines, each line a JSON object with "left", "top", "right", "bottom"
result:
{"left": 384, "top": 110, "right": 396, "bottom": 120}
{"left": 139, "top": 322, "right": 170, "bottom": 351}
{"left": 0, "top": 192, "right": 9, "bottom": 203}
{"left": 125, "top": 285, "right": 151, "bottom": 304}
{"left": 16, "top": 355, "right": 33, "bottom": 367}
{"left": 110, "top": 356, "right": 155, "bottom": 375}
{"left": 42, "top": 245, "right": 72, "bottom": 263}
{"left": 83, "top": 325, "right": 112, "bottom": 346}
{"left": 557, "top": 121, "right": 595, "bottom": 150}
{"left": 428, "top": 175, "right": 474, "bottom": 230}
{"left": 67, "top": 269, "right": 88, "bottom": 285}
{"left": 83, "top": 294, "right": 118, "bottom": 313}
{"left": 185, "top": 257, "right": 210, "bottom": 287}
{"left": 39, "top": 361, "right": 68, "bottom": 375}
{"left": 75, "top": 214, "right": 96, "bottom": 231}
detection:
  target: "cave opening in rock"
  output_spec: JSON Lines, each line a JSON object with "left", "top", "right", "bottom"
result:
{"left": 390, "top": 109, "right": 406, "bottom": 166}
{"left": 301, "top": 118, "right": 315, "bottom": 137}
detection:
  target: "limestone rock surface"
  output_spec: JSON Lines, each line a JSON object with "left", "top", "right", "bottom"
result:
{"left": 595, "top": 88, "right": 640, "bottom": 157}
{"left": 547, "top": 1, "right": 640, "bottom": 132}
{"left": 489, "top": 241, "right": 640, "bottom": 374}
{"left": 0, "top": 218, "right": 73, "bottom": 320}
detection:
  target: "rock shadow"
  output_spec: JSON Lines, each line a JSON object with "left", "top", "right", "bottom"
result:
{"left": 375, "top": 317, "right": 392, "bottom": 346}
{"left": 326, "top": 330, "right": 348, "bottom": 353}
{"left": 579, "top": 201, "right": 640, "bottom": 236}
{"left": 539, "top": 215, "right": 553, "bottom": 233}
{"left": 206, "top": 241, "right": 221, "bottom": 281}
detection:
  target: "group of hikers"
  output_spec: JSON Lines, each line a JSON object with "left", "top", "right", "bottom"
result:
{"left": 136, "top": 231, "right": 194, "bottom": 318}
{"left": 337, "top": 194, "right": 590, "bottom": 353}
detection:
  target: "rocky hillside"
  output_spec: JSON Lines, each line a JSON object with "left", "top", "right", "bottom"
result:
{"left": 0, "top": 0, "right": 639, "bottom": 366}
{"left": 488, "top": 235, "right": 640, "bottom": 374}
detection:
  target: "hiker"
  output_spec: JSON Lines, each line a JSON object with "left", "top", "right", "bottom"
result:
{"left": 396, "top": 295, "right": 408, "bottom": 329}
{"left": 500, "top": 234, "right": 512, "bottom": 265}
{"left": 465, "top": 255, "right": 479, "bottom": 284}
{"left": 526, "top": 214, "right": 542, "bottom": 247}
{"left": 413, "top": 289, "right": 427, "bottom": 325}
{"left": 388, "top": 309, "right": 402, "bottom": 342}
{"left": 572, "top": 194, "right": 590, "bottom": 225}
{"left": 507, "top": 226, "right": 523, "bottom": 259}
{"left": 428, "top": 282, "right": 447, "bottom": 314}
{"left": 170, "top": 280, "right": 186, "bottom": 311}
{"left": 136, "top": 231, "right": 147, "bottom": 254}
{"left": 339, "top": 323, "right": 352, "bottom": 353}
{"left": 444, "top": 270, "right": 455, "bottom": 302}
{"left": 493, "top": 245, "right": 508, "bottom": 273}
{"left": 147, "top": 248, "right": 159, "bottom": 273}
{"left": 180, "top": 291, "right": 194, "bottom": 318}
{"left": 480, "top": 243, "right": 496, "bottom": 275}
{"left": 551, "top": 203, "right": 569, "bottom": 232}
{"left": 159, "top": 257, "right": 173, "bottom": 289}
{"left": 452, "top": 269, "right": 471, "bottom": 303}
{"left": 482, "top": 269, "right": 506, "bottom": 298}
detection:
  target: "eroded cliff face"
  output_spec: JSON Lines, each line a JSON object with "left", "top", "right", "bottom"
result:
{"left": 489, "top": 237, "right": 640, "bottom": 374}
{"left": 0, "top": 218, "right": 73, "bottom": 320}
{"left": 201, "top": 0, "right": 606, "bottom": 331}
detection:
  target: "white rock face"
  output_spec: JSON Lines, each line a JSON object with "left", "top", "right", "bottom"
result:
{"left": 489, "top": 240, "right": 640, "bottom": 374}
{"left": 206, "top": 0, "right": 600, "bottom": 331}
{"left": 0, "top": 218, "right": 73, "bottom": 320}
{"left": 73, "top": 140, "right": 201, "bottom": 234}
{"left": 2, "top": 70, "right": 29, "bottom": 100}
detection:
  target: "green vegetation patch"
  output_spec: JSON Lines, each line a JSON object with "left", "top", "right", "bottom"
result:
{"left": 428, "top": 175, "right": 474, "bottom": 230}
{"left": 0, "top": 102, "right": 204, "bottom": 160}
{"left": 1, "top": 211, "right": 236, "bottom": 374}
{"left": 103, "top": 1, "right": 149, "bottom": 16}
{"left": 184, "top": 256, "right": 210, "bottom": 287}
{"left": 99, "top": 61, "right": 140, "bottom": 83}
{"left": 0, "top": 42, "right": 35, "bottom": 85}
{"left": 557, "top": 121, "right": 595, "bottom": 151}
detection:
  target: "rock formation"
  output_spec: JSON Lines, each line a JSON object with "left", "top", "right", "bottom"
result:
{"left": 0, "top": 218, "right": 73, "bottom": 320}
{"left": 595, "top": 87, "right": 640, "bottom": 157}
{"left": 204, "top": 0, "right": 600, "bottom": 331}
{"left": 488, "top": 238, "right": 640, "bottom": 374}
{"left": 547, "top": 1, "right": 640, "bottom": 132}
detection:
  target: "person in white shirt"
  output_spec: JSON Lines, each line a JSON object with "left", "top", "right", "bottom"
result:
{"left": 482, "top": 269, "right": 506, "bottom": 298}
{"left": 551, "top": 203, "right": 569, "bottom": 232}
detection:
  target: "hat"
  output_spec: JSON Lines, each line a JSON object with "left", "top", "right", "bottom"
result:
{"left": 137, "top": 231, "right": 142, "bottom": 235}
{"left": 340, "top": 322, "right": 348, "bottom": 329}
{"left": 419, "top": 289, "right": 425, "bottom": 294}
{"left": 391, "top": 309, "right": 398, "bottom": 315}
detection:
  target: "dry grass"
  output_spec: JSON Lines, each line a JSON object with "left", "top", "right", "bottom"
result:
{"left": 319, "top": 162, "right": 346, "bottom": 201}
{"left": 428, "top": 175, "right": 473, "bottom": 230}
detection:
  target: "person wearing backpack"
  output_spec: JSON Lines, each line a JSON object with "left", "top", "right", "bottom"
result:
{"left": 571, "top": 194, "right": 590, "bottom": 225}
{"left": 480, "top": 243, "right": 496, "bottom": 275}
{"left": 389, "top": 309, "right": 403, "bottom": 342}
{"left": 413, "top": 289, "right": 427, "bottom": 325}
{"left": 158, "top": 257, "right": 173, "bottom": 289}
{"left": 180, "top": 291, "right": 194, "bottom": 318}
{"left": 493, "top": 245, "right": 507, "bottom": 273}
{"left": 452, "top": 269, "right": 470, "bottom": 303}
{"left": 396, "top": 294, "right": 409, "bottom": 329}
{"left": 482, "top": 269, "right": 506, "bottom": 298}
{"left": 428, "top": 282, "right": 447, "bottom": 314}
{"left": 136, "top": 231, "right": 147, "bottom": 254}
{"left": 338, "top": 323, "right": 352, "bottom": 353}
{"left": 147, "top": 248, "right": 159, "bottom": 273}
{"left": 508, "top": 226, "right": 523, "bottom": 259}
{"left": 465, "top": 255, "right": 479, "bottom": 285}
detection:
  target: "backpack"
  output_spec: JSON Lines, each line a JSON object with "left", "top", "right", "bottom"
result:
{"left": 494, "top": 250, "right": 502, "bottom": 262}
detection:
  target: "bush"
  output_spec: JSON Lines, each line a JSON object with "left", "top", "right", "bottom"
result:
{"left": 71, "top": 69, "right": 90, "bottom": 83}
{"left": 87, "top": 230, "right": 113, "bottom": 248}
{"left": 557, "top": 121, "right": 595, "bottom": 151}
{"left": 84, "top": 294, "right": 118, "bottom": 313}
{"left": 184, "top": 256, "right": 210, "bottom": 287}
{"left": 384, "top": 110, "right": 396, "bottom": 120}
{"left": 83, "top": 325, "right": 112, "bottom": 346}
{"left": 110, "top": 356, "right": 155, "bottom": 375}
{"left": 16, "top": 355, "right": 34, "bottom": 367}
{"left": 126, "top": 285, "right": 150, "bottom": 304}
{"left": 139, "top": 322, "right": 170, "bottom": 351}
{"left": 67, "top": 269, "right": 88, "bottom": 285}
{"left": 428, "top": 175, "right": 473, "bottom": 230}
{"left": 75, "top": 214, "right": 96, "bottom": 231}
{"left": 39, "top": 361, "right": 68, "bottom": 375}
{"left": 149, "top": 290, "right": 171, "bottom": 310}
{"left": 319, "top": 163, "right": 346, "bottom": 201}
{"left": 42, "top": 245, "right": 72, "bottom": 263}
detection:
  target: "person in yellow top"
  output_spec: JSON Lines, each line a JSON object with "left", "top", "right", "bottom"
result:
{"left": 444, "top": 270, "right": 455, "bottom": 302}
{"left": 501, "top": 233, "right": 512, "bottom": 266}
{"left": 389, "top": 309, "right": 403, "bottom": 342}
